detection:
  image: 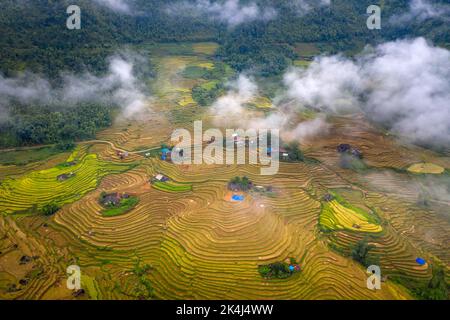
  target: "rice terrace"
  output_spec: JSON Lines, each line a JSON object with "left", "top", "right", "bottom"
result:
{"left": 0, "top": 0, "right": 449, "bottom": 303}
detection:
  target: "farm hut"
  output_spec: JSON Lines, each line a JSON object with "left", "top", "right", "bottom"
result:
{"left": 100, "top": 193, "right": 122, "bottom": 206}
{"left": 207, "top": 136, "right": 216, "bottom": 144}
{"left": 289, "top": 265, "right": 295, "bottom": 272}
{"left": 231, "top": 194, "right": 244, "bottom": 201}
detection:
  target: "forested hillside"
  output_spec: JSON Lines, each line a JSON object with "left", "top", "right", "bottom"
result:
{"left": 1, "top": 0, "right": 448, "bottom": 77}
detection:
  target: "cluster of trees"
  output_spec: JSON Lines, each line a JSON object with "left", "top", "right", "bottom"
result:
{"left": 282, "top": 142, "right": 305, "bottom": 162}
{"left": 0, "top": 103, "right": 113, "bottom": 148}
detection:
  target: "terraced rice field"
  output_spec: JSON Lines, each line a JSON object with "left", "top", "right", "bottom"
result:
{"left": 0, "top": 43, "right": 448, "bottom": 300}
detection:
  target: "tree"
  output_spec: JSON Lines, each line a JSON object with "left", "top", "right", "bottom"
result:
{"left": 41, "top": 201, "right": 60, "bottom": 216}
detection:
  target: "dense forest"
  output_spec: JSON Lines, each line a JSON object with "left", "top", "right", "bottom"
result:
{"left": 0, "top": 0, "right": 448, "bottom": 148}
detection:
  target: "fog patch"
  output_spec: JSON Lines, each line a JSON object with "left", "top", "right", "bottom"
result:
{"left": 283, "top": 37, "right": 450, "bottom": 150}
{"left": 0, "top": 53, "right": 152, "bottom": 120}
{"left": 165, "top": 0, "right": 277, "bottom": 27}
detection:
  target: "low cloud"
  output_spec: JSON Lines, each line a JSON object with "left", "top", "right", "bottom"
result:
{"left": 0, "top": 53, "right": 151, "bottom": 120}
{"left": 166, "top": 0, "right": 277, "bottom": 27}
{"left": 284, "top": 37, "right": 450, "bottom": 149}
{"left": 391, "top": 0, "right": 450, "bottom": 24}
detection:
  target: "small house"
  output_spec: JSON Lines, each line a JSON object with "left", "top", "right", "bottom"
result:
{"left": 207, "top": 136, "right": 216, "bottom": 144}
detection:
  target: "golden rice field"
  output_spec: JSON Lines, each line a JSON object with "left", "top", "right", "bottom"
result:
{"left": 0, "top": 43, "right": 448, "bottom": 300}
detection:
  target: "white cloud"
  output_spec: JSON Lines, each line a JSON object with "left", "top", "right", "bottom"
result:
{"left": 283, "top": 37, "right": 450, "bottom": 149}
{"left": 209, "top": 74, "right": 258, "bottom": 126}
{"left": 93, "top": 0, "right": 131, "bottom": 13}
{"left": 166, "top": 0, "right": 277, "bottom": 27}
